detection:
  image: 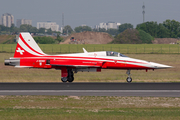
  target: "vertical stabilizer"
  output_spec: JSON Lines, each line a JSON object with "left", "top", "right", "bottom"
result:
{"left": 14, "top": 32, "right": 46, "bottom": 58}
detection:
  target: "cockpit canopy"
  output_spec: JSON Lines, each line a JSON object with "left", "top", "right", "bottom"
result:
{"left": 106, "top": 51, "right": 128, "bottom": 57}
{"left": 86, "top": 51, "right": 128, "bottom": 57}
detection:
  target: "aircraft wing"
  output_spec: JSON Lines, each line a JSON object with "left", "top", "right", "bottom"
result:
{"left": 50, "top": 64, "right": 102, "bottom": 68}
{"left": 50, "top": 61, "right": 106, "bottom": 68}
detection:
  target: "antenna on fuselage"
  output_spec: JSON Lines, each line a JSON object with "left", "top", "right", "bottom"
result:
{"left": 83, "top": 48, "right": 88, "bottom": 53}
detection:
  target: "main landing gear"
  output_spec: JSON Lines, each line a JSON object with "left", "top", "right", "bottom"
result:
{"left": 61, "top": 68, "right": 133, "bottom": 83}
{"left": 61, "top": 69, "right": 74, "bottom": 83}
{"left": 126, "top": 70, "right": 132, "bottom": 83}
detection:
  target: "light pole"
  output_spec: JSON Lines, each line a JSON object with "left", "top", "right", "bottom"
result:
{"left": 142, "top": 3, "right": 145, "bottom": 23}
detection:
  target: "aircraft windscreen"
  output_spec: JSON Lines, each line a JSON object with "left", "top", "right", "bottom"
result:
{"left": 119, "top": 53, "right": 128, "bottom": 57}
{"left": 106, "top": 51, "right": 128, "bottom": 57}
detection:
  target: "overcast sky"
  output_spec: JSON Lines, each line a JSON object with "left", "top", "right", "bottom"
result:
{"left": 0, "top": 0, "right": 180, "bottom": 28}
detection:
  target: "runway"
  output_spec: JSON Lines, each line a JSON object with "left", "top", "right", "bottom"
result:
{"left": 0, "top": 82, "right": 180, "bottom": 97}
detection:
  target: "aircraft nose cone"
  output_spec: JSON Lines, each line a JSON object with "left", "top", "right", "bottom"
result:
{"left": 150, "top": 62, "right": 172, "bottom": 69}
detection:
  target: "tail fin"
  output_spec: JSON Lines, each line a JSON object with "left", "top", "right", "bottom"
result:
{"left": 14, "top": 32, "right": 46, "bottom": 58}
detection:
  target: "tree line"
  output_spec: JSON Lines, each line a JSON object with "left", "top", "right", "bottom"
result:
{"left": 1, "top": 19, "right": 180, "bottom": 38}
{"left": 63, "top": 23, "right": 133, "bottom": 36}
{"left": 136, "top": 19, "right": 180, "bottom": 38}
{"left": 64, "top": 19, "right": 180, "bottom": 38}
{"left": 0, "top": 24, "right": 58, "bottom": 35}
{"left": 0, "top": 23, "right": 132, "bottom": 36}
{"left": 111, "top": 29, "right": 154, "bottom": 44}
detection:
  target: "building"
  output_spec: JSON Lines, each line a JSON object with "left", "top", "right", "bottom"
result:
{"left": 1, "top": 13, "right": 14, "bottom": 27}
{"left": 60, "top": 27, "right": 64, "bottom": 33}
{"left": 99, "top": 23, "right": 108, "bottom": 30}
{"left": 37, "top": 22, "right": 59, "bottom": 31}
{"left": 96, "top": 22, "right": 121, "bottom": 30}
{"left": 16, "top": 19, "right": 32, "bottom": 28}
{"left": 81, "top": 24, "right": 87, "bottom": 27}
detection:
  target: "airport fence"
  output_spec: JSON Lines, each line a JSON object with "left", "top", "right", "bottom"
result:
{"left": 0, "top": 44, "right": 180, "bottom": 54}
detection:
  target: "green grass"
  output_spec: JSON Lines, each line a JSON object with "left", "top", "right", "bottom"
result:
{"left": 0, "top": 96, "right": 180, "bottom": 120}
{"left": 0, "top": 108, "right": 179, "bottom": 120}
{"left": 0, "top": 44, "right": 180, "bottom": 54}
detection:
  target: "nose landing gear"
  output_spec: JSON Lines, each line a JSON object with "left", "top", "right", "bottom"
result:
{"left": 126, "top": 70, "right": 132, "bottom": 83}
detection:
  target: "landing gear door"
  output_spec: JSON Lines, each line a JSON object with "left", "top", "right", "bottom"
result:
{"left": 46, "top": 60, "right": 50, "bottom": 65}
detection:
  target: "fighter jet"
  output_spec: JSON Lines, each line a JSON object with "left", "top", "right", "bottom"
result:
{"left": 4, "top": 32, "right": 172, "bottom": 83}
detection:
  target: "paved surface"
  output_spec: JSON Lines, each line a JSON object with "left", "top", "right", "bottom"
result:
{"left": 0, "top": 82, "right": 180, "bottom": 97}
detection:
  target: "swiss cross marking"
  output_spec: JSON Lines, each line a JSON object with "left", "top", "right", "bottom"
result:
{"left": 16, "top": 48, "right": 24, "bottom": 55}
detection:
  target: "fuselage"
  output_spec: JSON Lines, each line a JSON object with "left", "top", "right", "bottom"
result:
{"left": 5, "top": 51, "right": 171, "bottom": 70}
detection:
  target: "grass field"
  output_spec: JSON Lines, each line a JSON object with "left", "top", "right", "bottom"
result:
{"left": 0, "top": 96, "right": 180, "bottom": 120}
{"left": 0, "top": 53, "right": 179, "bottom": 82}
{"left": 0, "top": 44, "right": 180, "bottom": 54}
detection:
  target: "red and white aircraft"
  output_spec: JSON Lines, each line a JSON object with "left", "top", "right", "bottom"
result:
{"left": 5, "top": 32, "right": 172, "bottom": 83}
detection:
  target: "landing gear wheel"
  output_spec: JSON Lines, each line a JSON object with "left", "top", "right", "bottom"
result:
{"left": 126, "top": 77, "right": 132, "bottom": 83}
{"left": 61, "top": 69, "right": 74, "bottom": 83}
{"left": 126, "top": 70, "right": 132, "bottom": 83}
{"left": 67, "top": 69, "right": 74, "bottom": 82}
{"left": 67, "top": 76, "right": 74, "bottom": 82}
{"left": 61, "top": 77, "right": 68, "bottom": 83}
